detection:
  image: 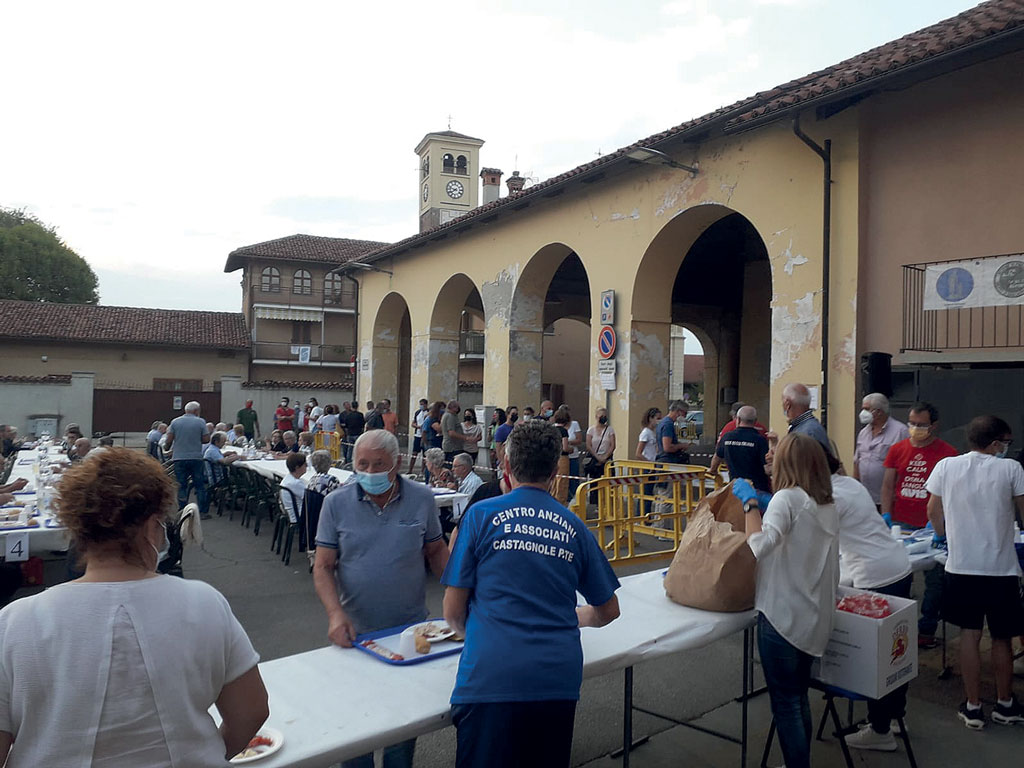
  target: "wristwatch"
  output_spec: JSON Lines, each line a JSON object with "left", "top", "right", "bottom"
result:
{"left": 743, "top": 500, "right": 759, "bottom": 514}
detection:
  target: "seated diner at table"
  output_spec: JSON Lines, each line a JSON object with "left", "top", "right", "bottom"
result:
{"left": 272, "top": 430, "right": 299, "bottom": 457}
{"left": 0, "top": 447, "right": 269, "bottom": 766}
{"left": 268, "top": 429, "right": 285, "bottom": 453}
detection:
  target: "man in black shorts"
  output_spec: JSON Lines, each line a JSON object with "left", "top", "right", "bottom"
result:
{"left": 926, "top": 414, "right": 1024, "bottom": 728}
{"left": 709, "top": 405, "right": 770, "bottom": 492}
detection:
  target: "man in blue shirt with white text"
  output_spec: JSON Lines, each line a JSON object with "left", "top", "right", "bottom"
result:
{"left": 443, "top": 420, "right": 620, "bottom": 768}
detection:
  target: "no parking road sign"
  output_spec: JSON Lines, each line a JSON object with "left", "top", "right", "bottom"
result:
{"left": 598, "top": 325, "right": 617, "bottom": 359}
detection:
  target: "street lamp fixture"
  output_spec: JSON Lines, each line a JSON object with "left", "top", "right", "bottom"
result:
{"left": 626, "top": 147, "right": 699, "bottom": 176}
{"left": 341, "top": 262, "right": 394, "bottom": 276}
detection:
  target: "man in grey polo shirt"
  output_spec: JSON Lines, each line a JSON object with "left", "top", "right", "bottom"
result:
{"left": 313, "top": 428, "right": 449, "bottom": 768}
{"left": 164, "top": 400, "right": 211, "bottom": 518}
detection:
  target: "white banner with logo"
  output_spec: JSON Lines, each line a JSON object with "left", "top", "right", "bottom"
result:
{"left": 923, "top": 254, "right": 1024, "bottom": 310}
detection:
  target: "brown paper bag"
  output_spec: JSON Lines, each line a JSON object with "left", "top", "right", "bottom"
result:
{"left": 701, "top": 481, "right": 746, "bottom": 531}
{"left": 664, "top": 484, "right": 756, "bottom": 612}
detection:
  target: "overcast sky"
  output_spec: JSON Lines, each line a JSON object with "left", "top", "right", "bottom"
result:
{"left": 3, "top": 0, "right": 980, "bottom": 316}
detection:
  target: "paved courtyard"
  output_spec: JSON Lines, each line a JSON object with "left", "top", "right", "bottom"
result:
{"left": 180, "top": 508, "right": 1024, "bottom": 767}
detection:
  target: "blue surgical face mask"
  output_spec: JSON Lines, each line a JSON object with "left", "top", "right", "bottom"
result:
{"left": 356, "top": 468, "right": 394, "bottom": 495}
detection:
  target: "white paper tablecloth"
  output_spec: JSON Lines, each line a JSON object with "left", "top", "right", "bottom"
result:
{"left": 0, "top": 456, "right": 70, "bottom": 552}
{"left": 233, "top": 456, "right": 468, "bottom": 514}
{"left": 246, "top": 569, "right": 754, "bottom": 767}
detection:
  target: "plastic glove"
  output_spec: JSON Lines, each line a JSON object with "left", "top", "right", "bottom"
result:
{"left": 881, "top": 513, "right": 892, "bottom": 526}
{"left": 931, "top": 534, "right": 947, "bottom": 550}
{"left": 731, "top": 478, "right": 757, "bottom": 505}
{"left": 755, "top": 490, "right": 773, "bottom": 510}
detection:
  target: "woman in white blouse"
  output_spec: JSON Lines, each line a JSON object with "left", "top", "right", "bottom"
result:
{"left": 732, "top": 432, "right": 839, "bottom": 768}
{"left": 0, "top": 448, "right": 268, "bottom": 767}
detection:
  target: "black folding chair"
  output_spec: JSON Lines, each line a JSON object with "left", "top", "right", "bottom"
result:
{"left": 272, "top": 487, "right": 302, "bottom": 566}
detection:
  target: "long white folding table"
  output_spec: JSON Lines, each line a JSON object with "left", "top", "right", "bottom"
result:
{"left": 244, "top": 569, "right": 756, "bottom": 767}
{"left": 231, "top": 455, "right": 470, "bottom": 518}
{"left": 0, "top": 455, "right": 70, "bottom": 555}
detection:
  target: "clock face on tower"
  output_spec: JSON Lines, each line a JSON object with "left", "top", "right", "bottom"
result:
{"left": 446, "top": 180, "right": 465, "bottom": 199}
{"left": 422, "top": 183, "right": 430, "bottom": 202}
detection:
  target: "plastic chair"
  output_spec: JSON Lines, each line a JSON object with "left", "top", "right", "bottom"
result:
{"left": 301, "top": 488, "right": 326, "bottom": 554}
{"left": 158, "top": 503, "right": 202, "bottom": 579}
{"left": 249, "top": 474, "right": 279, "bottom": 536}
{"left": 271, "top": 487, "right": 302, "bottom": 566}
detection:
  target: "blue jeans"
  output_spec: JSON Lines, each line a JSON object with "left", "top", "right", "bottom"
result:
{"left": 341, "top": 738, "right": 415, "bottom": 768}
{"left": 758, "top": 613, "right": 812, "bottom": 768}
{"left": 173, "top": 459, "right": 208, "bottom": 517}
{"left": 920, "top": 563, "right": 944, "bottom": 636}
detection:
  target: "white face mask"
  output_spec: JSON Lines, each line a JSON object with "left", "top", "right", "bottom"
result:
{"left": 858, "top": 409, "right": 873, "bottom": 425}
{"left": 150, "top": 522, "right": 170, "bottom": 570}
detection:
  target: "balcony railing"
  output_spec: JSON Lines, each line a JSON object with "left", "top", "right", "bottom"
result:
{"left": 902, "top": 260, "right": 1024, "bottom": 352}
{"left": 460, "top": 330, "right": 485, "bottom": 355}
{"left": 250, "top": 285, "right": 357, "bottom": 312}
{"left": 251, "top": 342, "right": 356, "bottom": 365}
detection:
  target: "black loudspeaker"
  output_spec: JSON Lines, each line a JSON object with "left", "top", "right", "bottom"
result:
{"left": 860, "top": 352, "right": 893, "bottom": 397}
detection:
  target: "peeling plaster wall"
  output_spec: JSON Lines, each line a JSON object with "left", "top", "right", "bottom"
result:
{"left": 351, "top": 114, "right": 860, "bottom": 460}
{"left": 770, "top": 291, "right": 821, "bottom": 384}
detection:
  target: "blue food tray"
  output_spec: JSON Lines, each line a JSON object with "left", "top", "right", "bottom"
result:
{"left": 0, "top": 523, "right": 41, "bottom": 532}
{"left": 354, "top": 618, "right": 464, "bottom": 666}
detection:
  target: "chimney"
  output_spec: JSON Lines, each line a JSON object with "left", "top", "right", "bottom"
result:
{"left": 480, "top": 167, "right": 503, "bottom": 205}
{"left": 506, "top": 170, "right": 526, "bottom": 195}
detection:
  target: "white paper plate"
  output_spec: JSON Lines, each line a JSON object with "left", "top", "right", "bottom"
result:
{"left": 230, "top": 727, "right": 283, "bottom": 763}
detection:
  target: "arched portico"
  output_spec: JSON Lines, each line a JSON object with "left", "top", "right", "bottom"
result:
{"left": 419, "top": 273, "right": 485, "bottom": 411}
{"left": 367, "top": 292, "right": 412, "bottom": 427}
{"left": 492, "top": 243, "right": 592, "bottom": 414}
{"left": 627, "top": 204, "right": 771, "bottom": 452}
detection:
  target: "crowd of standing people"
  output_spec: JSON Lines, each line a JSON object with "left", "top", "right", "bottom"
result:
{"left": 2, "top": 379, "right": 1022, "bottom": 768}
{"left": 722, "top": 382, "right": 1024, "bottom": 767}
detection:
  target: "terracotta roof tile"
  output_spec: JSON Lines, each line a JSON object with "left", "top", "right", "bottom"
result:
{"left": 0, "top": 374, "right": 72, "bottom": 384}
{"left": 0, "top": 300, "right": 250, "bottom": 350}
{"left": 224, "top": 234, "right": 390, "bottom": 273}
{"left": 365, "top": 0, "right": 1024, "bottom": 262}
{"left": 242, "top": 379, "right": 353, "bottom": 391}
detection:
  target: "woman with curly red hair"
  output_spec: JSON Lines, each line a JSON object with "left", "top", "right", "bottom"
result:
{"left": 0, "top": 447, "right": 268, "bottom": 766}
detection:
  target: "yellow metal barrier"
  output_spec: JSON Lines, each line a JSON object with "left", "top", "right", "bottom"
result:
{"left": 569, "top": 460, "right": 725, "bottom": 565}
{"left": 313, "top": 431, "right": 342, "bottom": 461}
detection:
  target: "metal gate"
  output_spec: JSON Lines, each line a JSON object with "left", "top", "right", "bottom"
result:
{"left": 92, "top": 390, "right": 221, "bottom": 433}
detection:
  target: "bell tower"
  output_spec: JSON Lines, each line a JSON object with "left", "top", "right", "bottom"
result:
{"left": 415, "top": 130, "right": 485, "bottom": 232}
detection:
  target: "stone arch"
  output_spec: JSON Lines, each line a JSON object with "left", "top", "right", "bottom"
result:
{"left": 503, "top": 243, "right": 593, "bottom": 416}
{"left": 628, "top": 204, "right": 771, "bottom": 452}
{"left": 368, "top": 291, "right": 412, "bottom": 430}
{"left": 423, "top": 273, "right": 486, "bottom": 409}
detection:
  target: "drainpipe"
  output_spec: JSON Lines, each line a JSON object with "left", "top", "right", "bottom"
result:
{"left": 347, "top": 274, "right": 359, "bottom": 401}
{"left": 792, "top": 115, "right": 832, "bottom": 429}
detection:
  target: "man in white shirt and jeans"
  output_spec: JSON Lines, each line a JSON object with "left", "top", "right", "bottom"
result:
{"left": 927, "top": 414, "right": 1024, "bottom": 729}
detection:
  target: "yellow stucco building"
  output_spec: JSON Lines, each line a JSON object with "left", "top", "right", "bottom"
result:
{"left": 331, "top": 3, "right": 1024, "bottom": 462}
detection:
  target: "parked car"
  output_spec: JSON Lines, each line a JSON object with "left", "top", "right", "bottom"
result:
{"left": 684, "top": 410, "right": 704, "bottom": 439}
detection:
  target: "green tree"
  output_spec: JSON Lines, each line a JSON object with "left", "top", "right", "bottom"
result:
{"left": 0, "top": 207, "right": 99, "bottom": 304}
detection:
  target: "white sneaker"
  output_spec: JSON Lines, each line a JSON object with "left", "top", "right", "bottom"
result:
{"left": 891, "top": 719, "right": 907, "bottom": 736}
{"left": 845, "top": 724, "right": 898, "bottom": 752}
{"left": 1013, "top": 656, "right": 1024, "bottom": 677}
